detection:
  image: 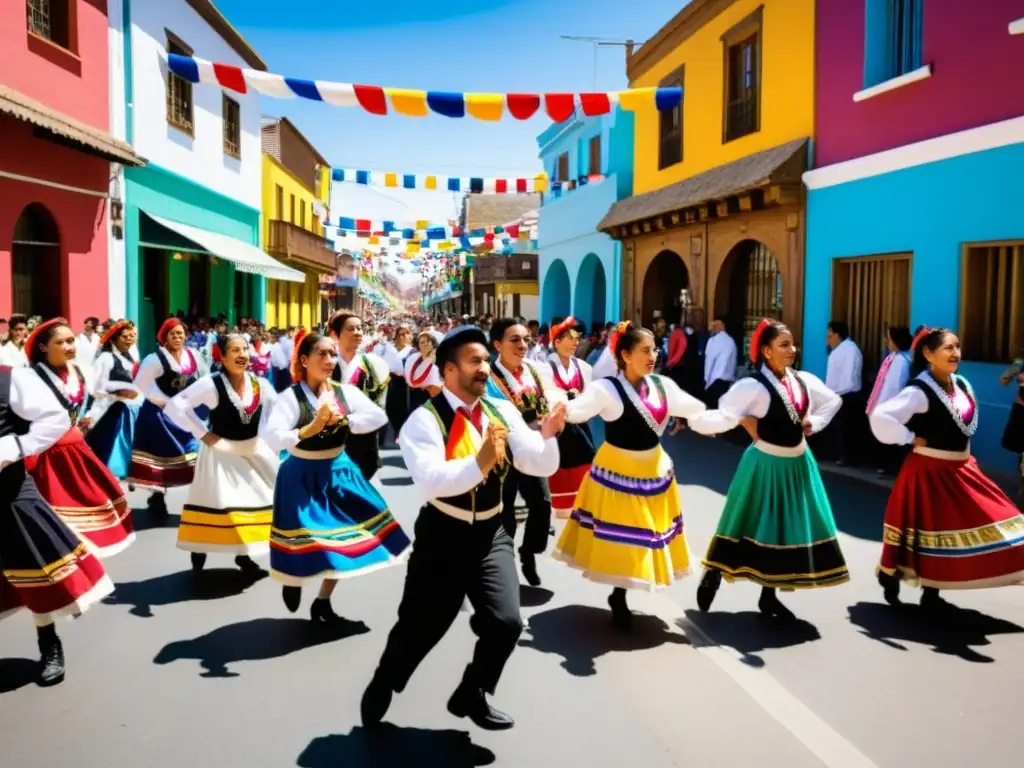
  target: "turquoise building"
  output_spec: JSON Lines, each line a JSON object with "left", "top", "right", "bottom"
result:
{"left": 537, "top": 107, "right": 634, "bottom": 329}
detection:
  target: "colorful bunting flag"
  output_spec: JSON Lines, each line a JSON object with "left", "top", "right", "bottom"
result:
{"left": 332, "top": 168, "right": 548, "bottom": 194}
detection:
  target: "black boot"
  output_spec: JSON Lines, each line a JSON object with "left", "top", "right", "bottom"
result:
{"left": 877, "top": 571, "right": 901, "bottom": 606}
{"left": 147, "top": 492, "right": 168, "bottom": 518}
{"left": 234, "top": 555, "right": 267, "bottom": 579}
{"left": 36, "top": 624, "right": 65, "bottom": 687}
{"left": 281, "top": 586, "right": 302, "bottom": 613}
{"left": 607, "top": 587, "right": 632, "bottom": 630}
{"left": 696, "top": 569, "right": 722, "bottom": 613}
{"left": 190, "top": 553, "right": 207, "bottom": 571}
{"left": 446, "top": 668, "right": 514, "bottom": 730}
{"left": 519, "top": 552, "right": 541, "bottom": 587}
{"left": 920, "top": 586, "right": 954, "bottom": 614}
{"left": 758, "top": 587, "right": 795, "bottom": 621}
{"left": 360, "top": 668, "right": 394, "bottom": 727}
{"left": 310, "top": 597, "right": 364, "bottom": 630}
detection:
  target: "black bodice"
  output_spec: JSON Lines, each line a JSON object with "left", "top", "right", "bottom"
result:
{"left": 293, "top": 382, "right": 351, "bottom": 452}
{"left": 34, "top": 363, "right": 87, "bottom": 424}
{"left": 905, "top": 376, "right": 975, "bottom": 452}
{"left": 490, "top": 361, "right": 549, "bottom": 424}
{"left": 108, "top": 352, "right": 136, "bottom": 385}
{"left": 208, "top": 374, "right": 262, "bottom": 441}
{"left": 751, "top": 371, "right": 809, "bottom": 448}
{"left": 155, "top": 348, "right": 200, "bottom": 398}
{"left": 604, "top": 377, "right": 664, "bottom": 451}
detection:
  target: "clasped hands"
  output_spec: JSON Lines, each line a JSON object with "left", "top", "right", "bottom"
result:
{"left": 298, "top": 399, "right": 344, "bottom": 441}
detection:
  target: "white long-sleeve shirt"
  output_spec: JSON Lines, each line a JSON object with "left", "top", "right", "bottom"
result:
{"left": 1, "top": 367, "right": 72, "bottom": 467}
{"left": 165, "top": 373, "right": 278, "bottom": 441}
{"left": 0, "top": 342, "right": 28, "bottom": 368}
{"left": 133, "top": 347, "right": 206, "bottom": 407}
{"left": 825, "top": 338, "right": 863, "bottom": 395}
{"left": 399, "top": 387, "right": 559, "bottom": 502}
{"left": 867, "top": 352, "right": 911, "bottom": 413}
{"left": 704, "top": 331, "right": 738, "bottom": 388}
{"left": 260, "top": 380, "right": 387, "bottom": 454}
{"left": 591, "top": 346, "right": 617, "bottom": 380}
{"left": 869, "top": 373, "right": 974, "bottom": 446}
{"left": 382, "top": 344, "right": 414, "bottom": 376}
{"left": 564, "top": 373, "right": 706, "bottom": 426}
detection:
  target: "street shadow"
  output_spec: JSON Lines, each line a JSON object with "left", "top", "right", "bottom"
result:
{"left": 381, "top": 454, "right": 407, "bottom": 470}
{"left": 819, "top": 474, "right": 888, "bottom": 543}
{"left": 298, "top": 725, "right": 494, "bottom": 767}
{"left": 381, "top": 476, "right": 414, "bottom": 487}
{"left": 519, "top": 585, "right": 554, "bottom": 608}
{"left": 681, "top": 609, "right": 821, "bottom": 668}
{"left": 520, "top": 604, "right": 688, "bottom": 677}
{"left": 153, "top": 617, "right": 368, "bottom": 678}
{"left": 848, "top": 601, "right": 1024, "bottom": 663}
{"left": 102, "top": 566, "right": 266, "bottom": 618}
{"left": 130, "top": 505, "right": 182, "bottom": 532}
{"left": 0, "top": 658, "right": 36, "bottom": 695}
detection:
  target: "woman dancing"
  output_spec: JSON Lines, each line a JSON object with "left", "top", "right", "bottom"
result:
{"left": 262, "top": 329, "right": 411, "bottom": 624}
{"left": 404, "top": 330, "right": 442, "bottom": 411}
{"left": 165, "top": 334, "right": 278, "bottom": 577}
{"left": 382, "top": 323, "right": 415, "bottom": 439}
{"left": 689, "top": 319, "right": 848, "bottom": 619}
{"left": 85, "top": 320, "right": 142, "bottom": 483}
{"left": 546, "top": 316, "right": 596, "bottom": 518}
{"left": 128, "top": 318, "right": 206, "bottom": 517}
{"left": 865, "top": 326, "right": 913, "bottom": 474}
{"left": 25, "top": 319, "right": 134, "bottom": 557}
{"left": 870, "top": 327, "right": 1024, "bottom": 611}
{"left": 554, "top": 322, "right": 706, "bottom": 628}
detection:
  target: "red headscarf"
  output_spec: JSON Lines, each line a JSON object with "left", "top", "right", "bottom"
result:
{"left": 550, "top": 316, "right": 579, "bottom": 341}
{"left": 157, "top": 317, "right": 185, "bottom": 346}
{"left": 101, "top": 320, "right": 133, "bottom": 347}
{"left": 24, "top": 317, "right": 68, "bottom": 366}
{"left": 747, "top": 318, "right": 774, "bottom": 363}
{"left": 290, "top": 327, "right": 309, "bottom": 383}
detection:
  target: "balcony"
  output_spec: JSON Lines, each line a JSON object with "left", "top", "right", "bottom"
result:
{"left": 266, "top": 219, "right": 336, "bottom": 272}
{"left": 475, "top": 253, "right": 537, "bottom": 285}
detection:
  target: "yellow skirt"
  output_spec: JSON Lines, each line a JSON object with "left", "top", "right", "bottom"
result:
{"left": 552, "top": 442, "right": 691, "bottom": 591}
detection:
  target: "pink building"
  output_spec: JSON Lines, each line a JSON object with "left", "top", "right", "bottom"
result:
{"left": 0, "top": 1, "right": 143, "bottom": 325}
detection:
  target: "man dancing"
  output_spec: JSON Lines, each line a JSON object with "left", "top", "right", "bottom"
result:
{"left": 361, "top": 325, "right": 563, "bottom": 730}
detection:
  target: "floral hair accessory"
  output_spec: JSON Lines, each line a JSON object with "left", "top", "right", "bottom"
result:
{"left": 290, "top": 327, "right": 309, "bottom": 383}
{"left": 608, "top": 320, "right": 632, "bottom": 357}
{"left": 748, "top": 318, "right": 773, "bottom": 363}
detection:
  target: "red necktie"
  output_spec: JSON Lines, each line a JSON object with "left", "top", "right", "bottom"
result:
{"left": 460, "top": 404, "right": 483, "bottom": 434}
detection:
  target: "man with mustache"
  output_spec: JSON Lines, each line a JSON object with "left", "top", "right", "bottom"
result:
{"left": 361, "top": 325, "right": 564, "bottom": 731}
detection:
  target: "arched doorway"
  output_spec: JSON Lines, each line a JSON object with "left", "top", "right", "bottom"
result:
{"left": 541, "top": 259, "right": 571, "bottom": 323}
{"left": 573, "top": 253, "right": 606, "bottom": 330}
{"left": 11, "top": 203, "right": 62, "bottom": 318}
{"left": 642, "top": 249, "right": 688, "bottom": 326}
{"left": 715, "top": 239, "right": 782, "bottom": 358}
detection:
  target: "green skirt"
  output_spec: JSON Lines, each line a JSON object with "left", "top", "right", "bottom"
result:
{"left": 702, "top": 442, "right": 849, "bottom": 589}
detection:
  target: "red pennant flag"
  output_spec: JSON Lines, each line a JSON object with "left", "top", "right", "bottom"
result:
{"left": 544, "top": 94, "right": 575, "bottom": 123}
{"left": 355, "top": 219, "right": 372, "bottom": 230}
{"left": 353, "top": 85, "right": 387, "bottom": 115}
{"left": 212, "top": 63, "right": 247, "bottom": 93}
{"left": 579, "top": 93, "right": 611, "bottom": 116}
{"left": 484, "top": 233, "right": 495, "bottom": 244}
{"left": 506, "top": 224, "right": 520, "bottom": 238}
{"left": 506, "top": 93, "right": 540, "bottom": 120}
{"left": 515, "top": 178, "right": 528, "bottom": 193}
{"left": 495, "top": 179, "right": 508, "bottom": 193}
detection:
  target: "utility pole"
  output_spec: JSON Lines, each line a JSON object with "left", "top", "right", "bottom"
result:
{"left": 558, "top": 35, "right": 642, "bottom": 90}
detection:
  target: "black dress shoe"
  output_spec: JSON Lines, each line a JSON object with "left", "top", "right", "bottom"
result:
{"left": 696, "top": 569, "right": 721, "bottom": 613}
{"left": 360, "top": 671, "right": 393, "bottom": 726}
{"left": 520, "top": 553, "right": 541, "bottom": 587}
{"left": 234, "top": 555, "right": 267, "bottom": 579}
{"left": 282, "top": 586, "right": 302, "bottom": 613}
{"left": 37, "top": 628, "right": 65, "bottom": 687}
{"left": 190, "top": 553, "right": 207, "bottom": 571}
{"left": 758, "top": 588, "right": 795, "bottom": 621}
{"left": 446, "top": 683, "right": 514, "bottom": 730}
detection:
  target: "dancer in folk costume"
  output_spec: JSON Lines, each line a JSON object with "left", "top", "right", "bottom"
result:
{"left": 0, "top": 365, "right": 114, "bottom": 686}
{"left": 327, "top": 312, "right": 390, "bottom": 481}
{"left": 382, "top": 323, "right": 415, "bottom": 440}
{"left": 361, "top": 327, "right": 564, "bottom": 730}
{"left": 404, "top": 330, "right": 442, "bottom": 411}
{"left": 262, "top": 328, "right": 410, "bottom": 625}
{"left": 84, "top": 320, "right": 143, "bottom": 482}
{"left": 688, "top": 319, "right": 848, "bottom": 619}
{"left": 870, "top": 327, "right": 1024, "bottom": 611}
{"left": 165, "top": 334, "right": 278, "bottom": 577}
{"left": 25, "top": 319, "right": 134, "bottom": 557}
{"left": 128, "top": 318, "right": 207, "bottom": 516}
{"left": 865, "top": 325, "right": 913, "bottom": 474}
{"left": 546, "top": 316, "right": 597, "bottom": 518}
{"left": 554, "top": 322, "right": 704, "bottom": 628}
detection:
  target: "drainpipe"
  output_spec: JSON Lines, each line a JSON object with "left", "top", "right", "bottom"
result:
{"left": 123, "top": 0, "right": 134, "bottom": 145}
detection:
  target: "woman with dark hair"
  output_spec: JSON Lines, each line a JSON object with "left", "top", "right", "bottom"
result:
{"left": 869, "top": 327, "right": 1024, "bottom": 610}
{"left": 165, "top": 334, "right": 279, "bottom": 577}
{"left": 689, "top": 319, "right": 847, "bottom": 619}
{"left": 554, "top": 321, "right": 706, "bottom": 629}
{"left": 382, "top": 324, "right": 415, "bottom": 439}
{"left": 404, "top": 330, "right": 442, "bottom": 410}
{"left": 23, "top": 318, "right": 135, "bottom": 558}
{"left": 546, "top": 316, "right": 596, "bottom": 518}
{"left": 84, "top": 320, "right": 142, "bottom": 482}
{"left": 865, "top": 326, "right": 914, "bottom": 474}
{"left": 128, "top": 317, "right": 208, "bottom": 517}
{"left": 262, "top": 328, "right": 410, "bottom": 624}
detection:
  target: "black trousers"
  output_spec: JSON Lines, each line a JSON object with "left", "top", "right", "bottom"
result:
{"left": 346, "top": 433, "right": 381, "bottom": 481}
{"left": 836, "top": 391, "right": 867, "bottom": 464}
{"left": 376, "top": 505, "right": 522, "bottom": 694}
{"left": 501, "top": 467, "right": 551, "bottom": 556}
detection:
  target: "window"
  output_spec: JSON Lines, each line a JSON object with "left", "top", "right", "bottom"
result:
{"left": 289, "top": 194, "right": 296, "bottom": 224}
{"left": 722, "top": 8, "right": 761, "bottom": 143}
{"left": 658, "top": 66, "right": 684, "bottom": 169}
{"left": 166, "top": 32, "right": 194, "bottom": 135}
{"left": 831, "top": 254, "right": 912, "bottom": 374}
{"left": 300, "top": 201, "right": 306, "bottom": 229}
{"left": 222, "top": 95, "right": 241, "bottom": 158}
{"left": 863, "top": 0, "right": 923, "bottom": 87}
{"left": 556, "top": 152, "right": 569, "bottom": 182}
{"left": 587, "top": 135, "right": 602, "bottom": 176}
{"left": 960, "top": 242, "right": 1024, "bottom": 363}
{"left": 26, "top": 0, "right": 70, "bottom": 49}
{"left": 275, "top": 185, "right": 284, "bottom": 219}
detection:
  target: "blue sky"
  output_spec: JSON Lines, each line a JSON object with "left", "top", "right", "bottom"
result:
{"left": 215, "top": 0, "right": 687, "bottom": 224}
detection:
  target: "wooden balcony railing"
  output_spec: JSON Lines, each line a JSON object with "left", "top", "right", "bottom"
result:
{"left": 474, "top": 253, "right": 537, "bottom": 285}
{"left": 267, "top": 219, "right": 336, "bottom": 272}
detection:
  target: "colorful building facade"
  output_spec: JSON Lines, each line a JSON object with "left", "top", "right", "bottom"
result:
{"left": 600, "top": 0, "right": 814, "bottom": 350}
{"left": 802, "top": 0, "right": 1024, "bottom": 474}
{"left": 537, "top": 106, "right": 633, "bottom": 329}
{"left": 0, "top": 0, "right": 143, "bottom": 324}
{"left": 111, "top": 0, "right": 302, "bottom": 353}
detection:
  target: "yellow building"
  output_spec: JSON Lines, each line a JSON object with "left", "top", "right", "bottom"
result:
{"left": 599, "top": 0, "right": 814, "bottom": 344}
{"left": 260, "top": 117, "right": 336, "bottom": 329}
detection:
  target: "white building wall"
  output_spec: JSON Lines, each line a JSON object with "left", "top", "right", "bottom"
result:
{"left": 106, "top": 0, "right": 127, "bottom": 319}
{"left": 129, "top": 0, "right": 262, "bottom": 211}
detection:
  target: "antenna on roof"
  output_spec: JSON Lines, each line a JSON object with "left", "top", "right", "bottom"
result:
{"left": 559, "top": 35, "right": 642, "bottom": 90}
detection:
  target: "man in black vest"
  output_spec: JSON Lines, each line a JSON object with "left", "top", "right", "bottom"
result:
{"left": 360, "top": 326, "right": 564, "bottom": 730}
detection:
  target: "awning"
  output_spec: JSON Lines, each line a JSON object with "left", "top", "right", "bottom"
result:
{"left": 144, "top": 213, "right": 305, "bottom": 283}
{"left": 0, "top": 86, "right": 145, "bottom": 167}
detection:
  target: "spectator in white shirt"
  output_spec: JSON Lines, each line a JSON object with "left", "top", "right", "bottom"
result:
{"left": 864, "top": 325, "right": 913, "bottom": 474}
{"left": 824, "top": 320, "right": 865, "bottom": 465}
{"left": 703, "top": 316, "right": 738, "bottom": 407}
{"left": 0, "top": 314, "right": 29, "bottom": 367}
{"left": 75, "top": 316, "right": 101, "bottom": 370}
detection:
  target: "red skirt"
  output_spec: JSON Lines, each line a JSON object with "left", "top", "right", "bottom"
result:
{"left": 880, "top": 450, "right": 1024, "bottom": 589}
{"left": 550, "top": 464, "right": 590, "bottom": 519}
{"left": 29, "top": 427, "right": 134, "bottom": 557}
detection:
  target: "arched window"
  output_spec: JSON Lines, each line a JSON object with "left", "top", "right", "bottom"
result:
{"left": 11, "top": 203, "right": 62, "bottom": 318}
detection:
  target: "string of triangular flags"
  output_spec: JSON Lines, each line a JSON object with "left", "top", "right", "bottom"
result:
{"left": 331, "top": 218, "right": 535, "bottom": 240}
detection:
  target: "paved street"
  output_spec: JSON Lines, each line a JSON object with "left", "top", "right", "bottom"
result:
{"left": 3, "top": 430, "right": 1024, "bottom": 767}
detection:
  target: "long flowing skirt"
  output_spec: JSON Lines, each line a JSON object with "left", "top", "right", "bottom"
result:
{"left": 385, "top": 375, "right": 410, "bottom": 437}
{"left": 127, "top": 400, "right": 198, "bottom": 489}
{"left": 702, "top": 441, "right": 849, "bottom": 589}
{"left": 879, "top": 448, "right": 1024, "bottom": 589}
{"left": 177, "top": 436, "right": 278, "bottom": 556}
{"left": 85, "top": 398, "right": 141, "bottom": 480}
{"left": 269, "top": 449, "right": 411, "bottom": 586}
{"left": 29, "top": 427, "right": 134, "bottom": 558}
{"left": 550, "top": 422, "right": 596, "bottom": 518}
{"left": 0, "top": 468, "right": 113, "bottom": 622}
{"left": 553, "top": 442, "right": 691, "bottom": 590}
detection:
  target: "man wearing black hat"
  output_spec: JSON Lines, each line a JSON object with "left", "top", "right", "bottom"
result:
{"left": 360, "top": 325, "right": 565, "bottom": 731}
